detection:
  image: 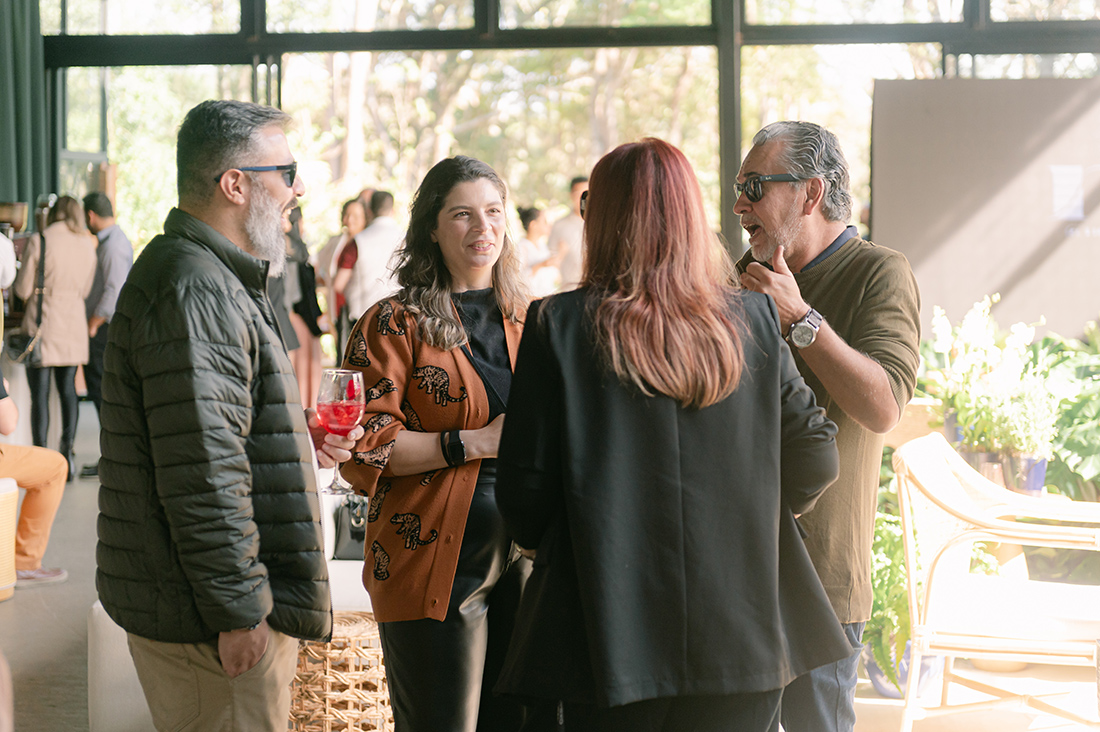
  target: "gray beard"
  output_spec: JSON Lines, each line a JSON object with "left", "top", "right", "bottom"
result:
{"left": 245, "top": 177, "right": 287, "bottom": 277}
{"left": 752, "top": 198, "right": 804, "bottom": 264}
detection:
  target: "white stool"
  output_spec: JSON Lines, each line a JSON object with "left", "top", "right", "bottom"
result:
{"left": 87, "top": 600, "right": 155, "bottom": 732}
{"left": 0, "top": 478, "right": 17, "bottom": 602}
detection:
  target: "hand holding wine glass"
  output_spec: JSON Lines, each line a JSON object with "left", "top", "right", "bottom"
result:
{"left": 316, "top": 368, "right": 366, "bottom": 495}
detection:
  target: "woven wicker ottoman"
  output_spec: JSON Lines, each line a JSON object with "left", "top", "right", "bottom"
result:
{"left": 290, "top": 611, "right": 394, "bottom": 732}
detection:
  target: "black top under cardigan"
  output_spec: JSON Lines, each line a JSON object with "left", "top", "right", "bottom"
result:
{"left": 494, "top": 288, "right": 850, "bottom": 708}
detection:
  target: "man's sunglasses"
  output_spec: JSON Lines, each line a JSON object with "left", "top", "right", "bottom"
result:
{"left": 734, "top": 174, "right": 803, "bottom": 203}
{"left": 214, "top": 162, "right": 298, "bottom": 188}
{"left": 579, "top": 190, "right": 588, "bottom": 218}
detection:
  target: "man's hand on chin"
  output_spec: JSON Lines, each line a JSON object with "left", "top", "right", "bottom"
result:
{"left": 740, "top": 245, "right": 810, "bottom": 333}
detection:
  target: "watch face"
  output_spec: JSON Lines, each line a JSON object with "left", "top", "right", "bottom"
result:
{"left": 791, "top": 323, "right": 815, "bottom": 348}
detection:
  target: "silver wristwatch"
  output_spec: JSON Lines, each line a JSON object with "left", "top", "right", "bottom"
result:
{"left": 788, "top": 307, "right": 823, "bottom": 349}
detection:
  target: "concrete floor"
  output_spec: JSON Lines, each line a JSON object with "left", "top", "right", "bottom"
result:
{"left": 1, "top": 398, "right": 1097, "bottom": 731}
{"left": 1, "top": 399, "right": 100, "bottom": 732}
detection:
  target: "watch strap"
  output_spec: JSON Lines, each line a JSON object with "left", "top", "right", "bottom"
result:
{"left": 447, "top": 430, "right": 467, "bottom": 466}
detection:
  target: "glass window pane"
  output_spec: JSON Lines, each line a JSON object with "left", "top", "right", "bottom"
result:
{"left": 279, "top": 47, "right": 719, "bottom": 248}
{"left": 267, "top": 0, "right": 472, "bottom": 33}
{"left": 84, "top": 66, "right": 252, "bottom": 247}
{"left": 500, "top": 0, "right": 710, "bottom": 29}
{"left": 66, "top": 67, "right": 103, "bottom": 152}
{"left": 49, "top": 0, "right": 239, "bottom": 35}
{"left": 971, "top": 53, "right": 1100, "bottom": 78}
{"left": 40, "top": 1, "right": 61, "bottom": 35}
{"left": 740, "top": 43, "right": 941, "bottom": 242}
{"left": 745, "top": 0, "right": 963, "bottom": 24}
{"left": 991, "top": 0, "right": 1100, "bottom": 21}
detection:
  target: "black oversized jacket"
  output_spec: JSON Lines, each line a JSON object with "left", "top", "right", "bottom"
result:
{"left": 495, "top": 288, "right": 849, "bottom": 707}
{"left": 96, "top": 208, "right": 332, "bottom": 644}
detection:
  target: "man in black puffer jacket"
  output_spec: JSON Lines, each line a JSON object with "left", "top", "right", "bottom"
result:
{"left": 96, "top": 100, "right": 364, "bottom": 732}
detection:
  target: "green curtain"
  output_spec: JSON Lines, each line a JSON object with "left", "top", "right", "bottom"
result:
{"left": 0, "top": 0, "right": 50, "bottom": 217}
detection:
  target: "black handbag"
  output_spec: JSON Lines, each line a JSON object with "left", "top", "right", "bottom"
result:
{"left": 333, "top": 494, "right": 368, "bottom": 560}
{"left": 4, "top": 232, "right": 46, "bottom": 366}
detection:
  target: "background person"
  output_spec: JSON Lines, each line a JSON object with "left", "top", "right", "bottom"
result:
{"left": 285, "top": 206, "right": 324, "bottom": 408}
{"left": 333, "top": 189, "right": 402, "bottom": 327}
{"left": 315, "top": 198, "right": 369, "bottom": 363}
{"left": 494, "top": 138, "right": 849, "bottom": 732}
{"left": 734, "top": 120, "right": 921, "bottom": 732}
{"left": 96, "top": 99, "right": 363, "bottom": 732}
{"left": 544, "top": 175, "right": 588, "bottom": 291}
{"left": 341, "top": 156, "right": 531, "bottom": 732}
{"left": 13, "top": 195, "right": 96, "bottom": 482}
{"left": 515, "top": 205, "right": 557, "bottom": 297}
{"left": 80, "top": 192, "right": 134, "bottom": 479}
{"left": 0, "top": 368, "right": 70, "bottom": 586}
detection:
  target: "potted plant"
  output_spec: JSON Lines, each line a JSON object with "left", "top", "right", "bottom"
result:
{"left": 921, "top": 295, "right": 1067, "bottom": 496}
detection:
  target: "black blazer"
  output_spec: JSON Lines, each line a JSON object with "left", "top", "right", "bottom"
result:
{"left": 495, "top": 288, "right": 850, "bottom": 708}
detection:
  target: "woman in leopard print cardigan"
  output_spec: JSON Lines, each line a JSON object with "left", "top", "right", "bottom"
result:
{"left": 341, "top": 155, "right": 530, "bottom": 732}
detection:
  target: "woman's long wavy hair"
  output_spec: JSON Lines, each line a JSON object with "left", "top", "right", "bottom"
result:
{"left": 394, "top": 156, "right": 527, "bottom": 351}
{"left": 583, "top": 138, "right": 744, "bottom": 409}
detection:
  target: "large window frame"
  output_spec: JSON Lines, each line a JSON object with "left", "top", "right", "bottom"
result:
{"left": 41, "top": 0, "right": 1100, "bottom": 243}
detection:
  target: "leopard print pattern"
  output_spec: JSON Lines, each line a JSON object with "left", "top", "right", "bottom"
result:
{"left": 353, "top": 440, "right": 395, "bottom": 469}
{"left": 346, "top": 327, "right": 371, "bottom": 368}
{"left": 401, "top": 400, "right": 424, "bottom": 432}
{"left": 390, "top": 512, "right": 439, "bottom": 550}
{"left": 376, "top": 300, "right": 407, "bottom": 337}
{"left": 368, "top": 481, "right": 391, "bottom": 523}
{"left": 364, "top": 413, "right": 394, "bottom": 433}
{"left": 370, "top": 541, "right": 391, "bottom": 581}
{"left": 412, "top": 365, "right": 468, "bottom": 407}
{"left": 419, "top": 470, "right": 437, "bottom": 486}
{"left": 366, "top": 377, "right": 397, "bottom": 403}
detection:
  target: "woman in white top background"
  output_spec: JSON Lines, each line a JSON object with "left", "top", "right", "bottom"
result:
{"left": 515, "top": 205, "right": 558, "bottom": 296}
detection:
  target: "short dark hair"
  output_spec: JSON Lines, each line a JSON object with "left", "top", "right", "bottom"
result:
{"left": 176, "top": 100, "right": 291, "bottom": 205}
{"left": 370, "top": 190, "right": 395, "bottom": 217}
{"left": 341, "top": 198, "right": 368, "bottom": 220}
{"left": 517, "top": 205, "right": 542, "bottom": 231}
{"left": 82, "top": 192, "right": 114, "bottom": 218}
{"left": 569, "top": 175, "right": 589, "bottom": 191}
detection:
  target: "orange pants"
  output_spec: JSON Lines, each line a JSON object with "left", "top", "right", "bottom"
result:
{"left": 0, "top": 443, "right": 67, "bottom": 571}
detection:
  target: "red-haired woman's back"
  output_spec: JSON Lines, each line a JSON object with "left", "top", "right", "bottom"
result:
{"left": 495, "top": 138, "right": 849, "bottom": 730}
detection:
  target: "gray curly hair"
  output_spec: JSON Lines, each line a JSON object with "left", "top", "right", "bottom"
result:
{"left": 752, "top": 121, "right": 852, "bottom": 223}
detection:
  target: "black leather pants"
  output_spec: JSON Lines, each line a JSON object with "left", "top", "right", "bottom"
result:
{"left": 379, "top": 464, "right": 532, "bottom": 732}
{"left": 26, "top": 364, "right": 79, "bottom": 458}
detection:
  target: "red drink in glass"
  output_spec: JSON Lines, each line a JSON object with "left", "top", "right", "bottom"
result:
{"left": 317, "top": 400, "right": 366, "bottom": 437}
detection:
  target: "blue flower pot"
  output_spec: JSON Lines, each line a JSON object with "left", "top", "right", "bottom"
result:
{"left": 862, "top": 642, "right": 944, "bottom": 700}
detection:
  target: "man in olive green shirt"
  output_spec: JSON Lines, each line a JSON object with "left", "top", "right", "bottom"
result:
{"left": 735, "top": 121, "right": 921, "bottom": 732}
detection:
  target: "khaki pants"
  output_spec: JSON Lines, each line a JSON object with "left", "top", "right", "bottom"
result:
{"left": 0, "top": 443, "right": 67, "bottom": 571}
{"left": 127, "top": 629, "right": 300, "bottom": 732}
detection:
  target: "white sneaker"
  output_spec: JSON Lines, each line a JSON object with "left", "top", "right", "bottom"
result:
{"left": 15, "top": 567, "right": 69, "bottom": 586}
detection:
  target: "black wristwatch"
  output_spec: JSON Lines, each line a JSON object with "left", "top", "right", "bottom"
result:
{"left": 441, "top": 430, "right": 467, "bottom": 467}
{"left": 788, "top": 307, "right": 823, "bottom": 349}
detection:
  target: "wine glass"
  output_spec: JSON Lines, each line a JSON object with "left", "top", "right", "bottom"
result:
{"left": 316, "top": 368, "right": 366, "bottom": 495}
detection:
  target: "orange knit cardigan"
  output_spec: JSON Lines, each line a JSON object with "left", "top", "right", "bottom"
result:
{"left": 341, "top": 297, "right": 522, "bottom": 622}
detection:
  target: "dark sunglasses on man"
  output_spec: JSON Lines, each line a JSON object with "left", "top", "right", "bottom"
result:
{"left": 579, "top": 190, "right": 588, "bottom": 218}
{"left": 214, "top": 161, "right": 298, "bottom": 188}
{"left": 734, "top": 173, "right": 803, "bottom": 203}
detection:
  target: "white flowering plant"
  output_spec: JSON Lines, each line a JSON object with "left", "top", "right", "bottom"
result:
{"left": 921, "top": 295, "right": 1067, "bottom": 460}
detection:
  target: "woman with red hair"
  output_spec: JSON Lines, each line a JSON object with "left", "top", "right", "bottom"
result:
{"left": 495, "top": 138, "right": 849, "bottom": 730}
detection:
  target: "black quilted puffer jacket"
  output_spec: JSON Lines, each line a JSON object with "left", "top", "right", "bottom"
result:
{"left": 96, "top": 207, "right": 332, "bottom": 644}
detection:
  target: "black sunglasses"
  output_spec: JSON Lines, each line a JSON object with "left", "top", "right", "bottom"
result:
{"left": 734, "top": 173, "right": 803, "bottom": 203}
{"left": 579, "top": 190, "right": 588, "bottom": 218}
{"left": 214, "top": 162, "right": 298, "bottom": 188}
